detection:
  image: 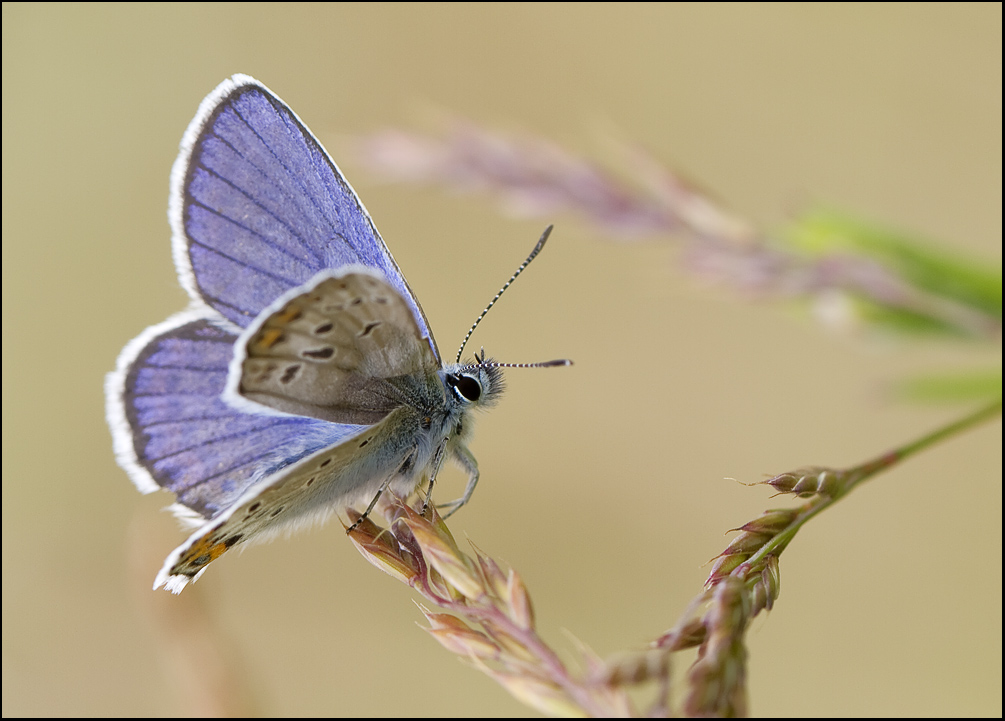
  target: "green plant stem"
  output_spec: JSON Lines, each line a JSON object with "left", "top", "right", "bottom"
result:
{"left": 744, "top": 398, "right": 1002, "bottom": 570}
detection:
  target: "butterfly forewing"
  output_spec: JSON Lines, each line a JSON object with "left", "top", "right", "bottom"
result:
{"left": 233, "top": 271, "right": 440, "bottom": 424}
{"left": 172, "top": 75, "right": 439, "bottom": 363}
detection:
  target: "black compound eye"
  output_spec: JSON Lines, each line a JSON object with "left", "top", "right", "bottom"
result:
{"left": 449, "top": 374, "right": 482, "bottom": 402}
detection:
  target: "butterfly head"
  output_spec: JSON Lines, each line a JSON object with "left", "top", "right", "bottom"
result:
{"left": 442, "top": 352, "right": 506, "bottom": 411}
{"left": 443, "top": 350, "right": 574, "bottom": 413}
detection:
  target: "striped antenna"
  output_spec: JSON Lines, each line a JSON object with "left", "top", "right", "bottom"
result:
{"left": 458, "top": 356, "right": 572, "bottom": 375}
{"left": 455, "top": 225, "right": 555, "bottom": 364}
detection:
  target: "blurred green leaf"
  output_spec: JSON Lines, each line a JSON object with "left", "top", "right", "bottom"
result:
{"left": 894, "top": 370, "right": 1002, "bottom": 403}
{"left": 850, "top": 298, "right": 973, "bottom": 337}
{"left": 787, "top": 210, "right": 1002, "bottom": 321}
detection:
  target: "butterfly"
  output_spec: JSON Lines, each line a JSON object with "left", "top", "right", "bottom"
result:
{"left": 105, "top": 74, "right": 567, "bottom": 593}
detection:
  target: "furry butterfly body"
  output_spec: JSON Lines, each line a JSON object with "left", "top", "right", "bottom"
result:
{"left": 106, "top": 75, "right": 505, "bottom": 592}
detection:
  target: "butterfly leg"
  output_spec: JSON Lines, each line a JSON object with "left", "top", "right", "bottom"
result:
{"left": 346, "top": 450, "right": 417, "bottom": 532}
{"left": 419, "top": 440, "right": 450, "bottom": 517}
{"left": 346, "top": 483, "right": 389, "bottom": 533}
{"left": 438, "top": 442, "right": 479, "bottom": 519}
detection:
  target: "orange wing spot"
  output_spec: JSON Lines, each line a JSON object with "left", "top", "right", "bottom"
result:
{"left": 276, "top": 305, "right": 303, "bottom": 324}
{"left": 257, "top": 328, "right": 285, "bottom": 349}
{"left": 179, "top": 535, "right": 230, "bottom": 570}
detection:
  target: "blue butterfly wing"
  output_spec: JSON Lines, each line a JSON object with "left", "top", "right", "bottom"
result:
{"left": 169, "top": 74, "right": 439, "bottom": 361}
{"left": 107, "top": 311, "right": 365, "bottom": 520}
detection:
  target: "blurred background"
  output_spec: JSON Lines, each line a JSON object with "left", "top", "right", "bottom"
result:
{"left": 2, "top": 4, "right": 1000, "bottom": 716}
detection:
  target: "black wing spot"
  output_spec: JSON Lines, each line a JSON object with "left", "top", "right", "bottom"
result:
{"left": 224, "top": 534, "right": 243, "bottom": 548}
{"left": 280, "top": 364, "right": 301, "bottom": 384}
{"left": 314, "top": 322, "right": 334, "bottom": 334}
{"left": 360, "top": 321, "right": 381, "bottom": 337}
{"left": 302, "top": 347, "right": 335, "bottom": 360}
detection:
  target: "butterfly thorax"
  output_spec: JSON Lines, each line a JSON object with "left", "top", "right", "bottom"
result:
{"left": 266, "top": 362, "right": 504, "bottom": 524}
{"left": 390, "top": 361, "right": 505, "bottom": 477}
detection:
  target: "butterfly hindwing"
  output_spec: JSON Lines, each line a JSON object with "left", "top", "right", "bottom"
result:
{"left": 155, "top": 405, "right": 425, "bottom": 592}
{"left": 170, "top": 74, "right": 438, "bottom": 362}
{"left": 107, "top": 311, "right": 365, "bottom": 520}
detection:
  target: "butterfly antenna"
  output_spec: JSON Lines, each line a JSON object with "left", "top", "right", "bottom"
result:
{"left": 455, "top": 225, "right": 555, "bottom": 364}
{"left": 462, "top": 357, "right": 572, "bottom": 373}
